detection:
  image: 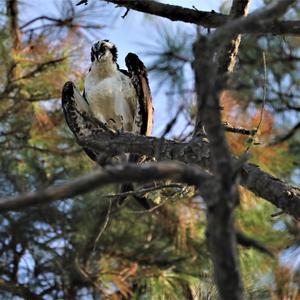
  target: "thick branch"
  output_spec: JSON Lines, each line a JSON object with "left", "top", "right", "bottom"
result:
{"left": 104, "top": 0, "right": 227, "bottom": 27}
{"left": 217, "top": 0, "right": 250, "bottom": 73}
{"left": 80, "top": 132, "right": 300, "bottom": 219}
{"left": 6, "top": 0, "right": 21, "bottom": 50}
{"left": 208, "top": 0, "right": 296, "bottom": 47}
{"left": 192, "top": 1, "right": 254, "bottom": 298}
{"left": 193, "top": 3, "right": 294, "bottom": 298}
{"left": 0, "top": 162, "right": 210, "bottom": 212}
{"left": 103, "top": 0, "right": 300, "bottom": 36}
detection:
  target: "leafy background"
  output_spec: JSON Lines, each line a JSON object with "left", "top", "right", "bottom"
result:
{"left": 0, "top": 0, "right": 299, "bottom": 299}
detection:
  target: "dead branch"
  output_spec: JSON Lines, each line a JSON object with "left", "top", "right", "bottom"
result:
{"left": 224, "top": 124, "right": 255, "bottom": 135}
{"left": 268, "top": 121, "right": 300, "bottom": 146}
{"left": 102, "top": 0, "right": 300, "bottom": 36}
{"left": 80, "top": 131, "right": 300, "bottom": 219}
{"left": 0, "top": 162, "right": 210, "bottom": 213}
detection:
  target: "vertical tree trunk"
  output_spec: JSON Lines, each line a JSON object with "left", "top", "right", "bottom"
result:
{"left": 6, "top": 0, "right": 21, "bottom": 50}
{"left": 194, "top": 1, "right": 251, "bottom": 299}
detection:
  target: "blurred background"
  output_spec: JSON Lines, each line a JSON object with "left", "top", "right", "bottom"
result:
{"left": 0, "top": 0, "right": 299, "bottom": 299}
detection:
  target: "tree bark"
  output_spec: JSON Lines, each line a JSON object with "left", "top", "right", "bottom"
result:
{"left": 103, "top": 0, "right": 300, "bottom": 36}
{"left": 6, "top": 0, "right": 21, "bottom": 50}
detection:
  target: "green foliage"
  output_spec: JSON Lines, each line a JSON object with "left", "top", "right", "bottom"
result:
{"left": 0, "top": 1, "right": 299, "bottom": 299}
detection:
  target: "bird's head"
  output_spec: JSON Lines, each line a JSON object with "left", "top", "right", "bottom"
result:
{"left": 90, "top": 40, "right": 117, "bottom": 63}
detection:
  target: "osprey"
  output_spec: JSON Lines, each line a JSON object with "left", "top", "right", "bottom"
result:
{"left": 62, "top": 39, "right": 153, "bottom": 160}
{"left": 62, "top": 40, "right": 153, "bottom": 206}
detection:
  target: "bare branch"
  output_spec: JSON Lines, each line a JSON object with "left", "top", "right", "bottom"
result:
{"left": 225, "top": 124, "right": 256, "bottom": 135}
{"left": 0, "top": 162, "right": 210, "bottom": 213}
{"left": 194, "top": 29, "right": 243, "bottom": 300}
{"left": 268, "top": 121, "right": 300, "bottom": 146}
{"left": 217, "top": 0, "right": 251, "bottom": 73}
{"left": 80, "top": 131, "right": 300, "bottom": 219}
{"left": 209, "top": 1, "right": 296, "bottom": 47}
{"left": 6, "top": 0, "right": 21, "bottom": 50}
{"left": 102, "top": 0, "right": 300, "bottom": 36}
{"left": 105, "top": 183, "right": 183, "bottom": 198}
{"left": 12, "top": 57, "right": 67, "bottom": 82}
{"left": 104, "top": 0, "right": 227, "bottom": 27}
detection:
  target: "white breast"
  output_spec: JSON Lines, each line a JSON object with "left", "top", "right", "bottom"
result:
{"left": 84, "top": 67, "right": 138, "bottom": 131}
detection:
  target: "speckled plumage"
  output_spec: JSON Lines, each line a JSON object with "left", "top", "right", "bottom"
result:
{"left": 62, "top": 40, "right": 153, "bottom": 162}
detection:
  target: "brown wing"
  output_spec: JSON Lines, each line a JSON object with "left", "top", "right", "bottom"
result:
{"left": 62, "top": 81, "right": 101, "bottom": 161}
{"left": 125, "top": 52, "right": 153, "bottom": 136}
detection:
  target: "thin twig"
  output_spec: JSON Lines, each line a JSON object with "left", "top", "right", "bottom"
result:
{"left": 271, "top": 210, "right": 284, "bottom": 217}
{"left": 268, "top": 121, "right": 300, "bottom": 146}
{"left": 75, "top": 257, "right": 103, "bottom": 293}
{"left": 121, "top": 8, "right": 130, "bottom": 18}
{"left": 245, "top": 51, "right": 267, "bottom": 152}
{"left": 93, "top": 198, "right": 112, "bottom": 251}
{"left": 224, "top": 123, "right": 256, "bottom": 136}
{"left": 161, "top": 105, "right": 184, "bottom": 138}
{"left": 257, "top": 52, "right": 267, "bottom": 134}
{"left": 76, "top": 0, "right": 88, "bottom": 6}
{"left": 129, "top": 198, "right": 171, "bottom": 214}
{"left": 105, "top": 183, "right": 184, "bottom": 198}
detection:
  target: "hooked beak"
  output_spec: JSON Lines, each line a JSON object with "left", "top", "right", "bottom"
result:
{"left": 96, "top": 52, "right": 105, "bottom": 61}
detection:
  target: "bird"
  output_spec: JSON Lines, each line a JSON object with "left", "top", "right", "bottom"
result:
{"left": 62, "top": 40, "right": 153, "bottom": 207}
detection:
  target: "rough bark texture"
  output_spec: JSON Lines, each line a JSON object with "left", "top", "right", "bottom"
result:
{"left": 2, "top": 130, "right": 300, "bottom": 218}
{"left": 78, "top": 131, "right": 300, "bottom": 219}
{"left": 105, "top": 0, "right": 227, "bottom": 27}
{"left": 1, "top": 1, "right": 299, "bottom": 299}
{"left": 103, "top": 0, "right": 300, "bottom": 36}
{"left": 192, "top": 1, "right": 252, "bottom": 298}
{"left": 217, "top": 0, "right": 251, "bottom": 73}
{"left": 194, "top": 33, "right": 243, "bottom": 300}
{"left": 192, "top": 2, "right": 294, "bottom": 299}
{"left": 0, "top": 162, "right": 210, "bottom": 212}
{"left": 6, "top": 0, "right": 20, "bottom": 50}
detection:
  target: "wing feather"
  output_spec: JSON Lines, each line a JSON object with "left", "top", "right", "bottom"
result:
{"left": 125, "top": 53, "right": 153, "bottom": 136}
{"left": 62, "top": 81, "right": 99, "bottom": 161}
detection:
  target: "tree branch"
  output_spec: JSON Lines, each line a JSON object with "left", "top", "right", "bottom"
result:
{"left": 103, "top": 0, "right": 300, "bottom": 36}
{"left": 0, "top": 162, "right": 210, "bottom": 212}
{"left": 217, "top": 0, "right": 251, "bottom": 73}
{"left": 192, "top": 3, "right": 294, "bottom": 298}
{"left": 104, "top": 0, "right": 227, "bottom": 27}
{"left": 268, "top": 121, "right": 300, "bottom": 146}
{"left": 207, "top": 1, "right": 296, "bottom": 49}
{"left": 192, "top": 1, "right": 254, "bottom": 298}
{"left": 6, "top": 0, "right": 21, "bottom": 50}
{"left": 80, "top": 132, "right": 300, "bottom": 219}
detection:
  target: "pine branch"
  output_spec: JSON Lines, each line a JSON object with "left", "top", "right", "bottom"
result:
{"left": 0, "top": 162, "right": 210, "bottom": 212}
{"left": 268, "top": 121, "right": 300, "bottom": 146}
{"left": 225, "top": 124, "right": 255, "bottom": 135}
{"left": 236, "top": 230, "right": 273, "bottom": 257}
{"left": 102, "top": 0, "right": 300, "bottom": 36}
{"left": 217, "top": 0, "right": 251, "bottom": 73}
{"left": 104, "top": 0, "right": 227, "bottom": 28}
{"left": 79, "top": 131, "right": 300, "bottom": 219}
{"left": 192, "top": 2, "right": 294, "bottom": 299}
